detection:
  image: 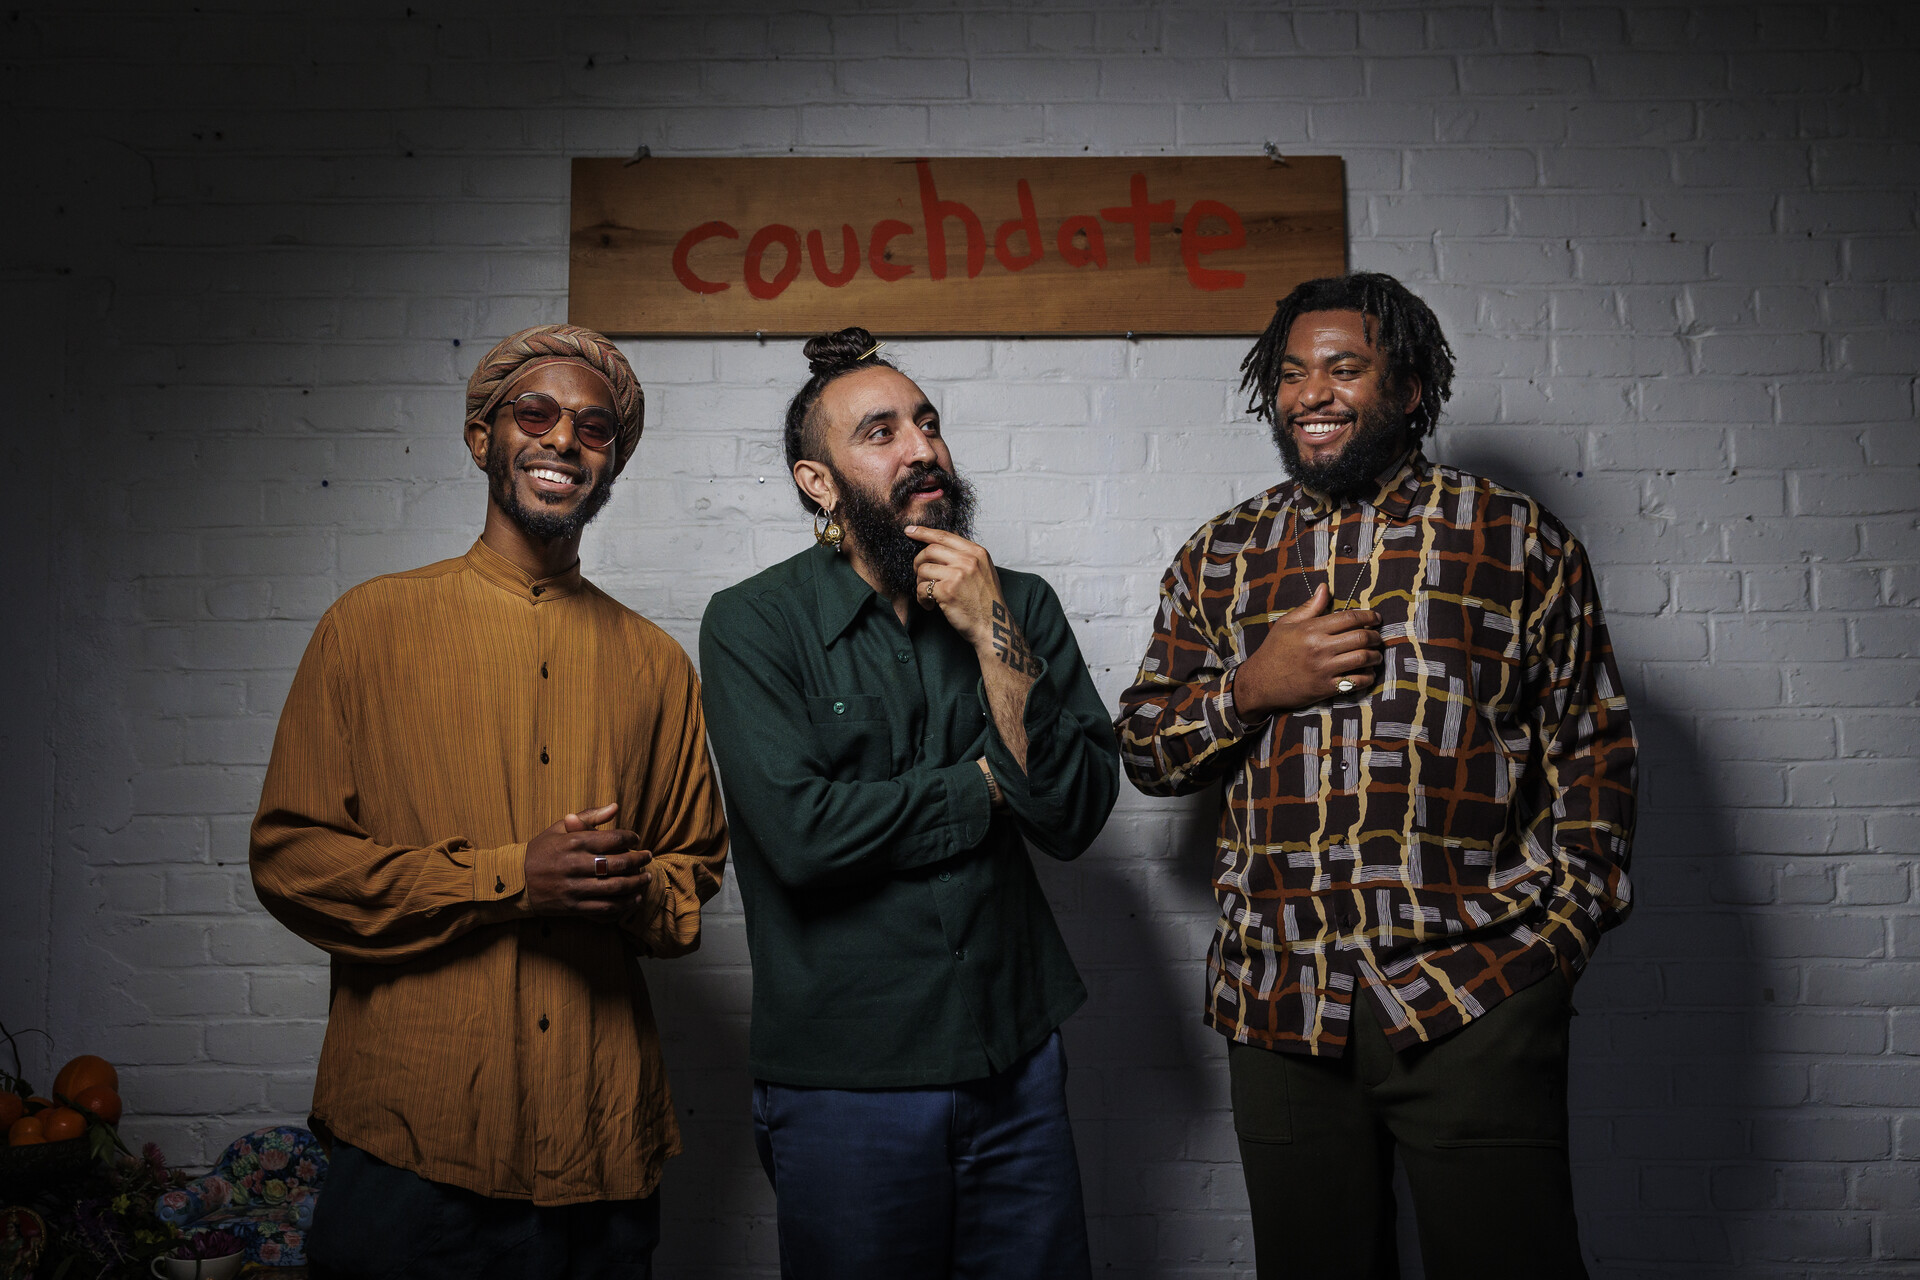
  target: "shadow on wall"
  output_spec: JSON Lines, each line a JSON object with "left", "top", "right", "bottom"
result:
{"left": 1048, "top": 792, "right": 1244, "bottom": 1277}
{"left": 1436, "top": 436, "right": 1764, "bottom": 1279}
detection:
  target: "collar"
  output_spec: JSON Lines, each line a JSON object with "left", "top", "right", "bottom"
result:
{"left": 812, "top": 540, "right": 890, "bottom": 644}
{"left": 1289, "top": 447, "right": 1428, "bottom": 523}
{"left": 464, "top": 537, "right": 584, "bottom": 603}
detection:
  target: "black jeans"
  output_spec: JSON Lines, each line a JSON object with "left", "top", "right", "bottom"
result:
{"left": 1230, "top": 971, "right": 1588, "bottom": 1280}
{"left": 307, "top": 1143, "right": 660, "bottom": 1280}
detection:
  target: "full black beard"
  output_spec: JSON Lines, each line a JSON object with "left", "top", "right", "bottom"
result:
{"left": 486, "top": 433, "right": 616, "bottom": 542}
{"left": 1271, "top": 398, "right": 1411, "bottom": 501}
{"left": 831, "top": 460, "right": 977, "bottom": 599}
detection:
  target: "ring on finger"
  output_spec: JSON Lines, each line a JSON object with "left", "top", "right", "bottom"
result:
{"left": 594, "top": 855, "right": 609, "bottom": 878}
{"left": 922, "top": 580, "right": 936, "bottom": 604}
{"left": 1335, "top": 678, "right": 1357, "bottom": 694}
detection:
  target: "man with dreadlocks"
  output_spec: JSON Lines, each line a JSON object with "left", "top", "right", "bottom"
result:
{"left": 1118, "top": 273, "right": 1635, "bottom": 1278}
{"left": 252, "top": 325, "right": 728, "bottom": 1278}
{"left": 699, "top": 326, "right": 1117, "bottom": 1280}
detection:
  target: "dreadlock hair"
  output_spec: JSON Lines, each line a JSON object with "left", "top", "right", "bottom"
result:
{"left": 783, "top": 325, "right": 897, "bottom": 515}
{"left": 1238, "top": 272, "right": 1455, "bottom": 446}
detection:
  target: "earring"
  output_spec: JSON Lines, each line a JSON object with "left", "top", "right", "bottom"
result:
{"left": 813, "top": 507, "right": 845, "bottom": 552}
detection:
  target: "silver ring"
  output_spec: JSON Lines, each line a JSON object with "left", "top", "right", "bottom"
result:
{"left": 593, "top": 855, "right": 609, "bottom": 879}
{"left": 1335, "top": 678, "right": 1356, "bottom": 694}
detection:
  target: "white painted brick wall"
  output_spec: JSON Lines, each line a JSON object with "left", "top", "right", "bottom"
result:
{"left": 2, "top": 4, "right": 1915, "bottom": 1277}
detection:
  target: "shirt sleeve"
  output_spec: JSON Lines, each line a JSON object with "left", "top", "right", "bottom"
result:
{"left": 1521, "top": 531, "right": 1638, "bottom": 975}
{"left": 1115, "top": 531, "right": 1266, "bottom": 796}
{"left": 979, "top": 576, "right": 1118, "bottom": 861}
{"left": 249, "top": 613, "right": 528, "bottom": 964}
{"left": 698, "top": 588, "right": 993, "bottom": 892}
{"left": 618, "top": 654, "right": 729, "bottom": 958}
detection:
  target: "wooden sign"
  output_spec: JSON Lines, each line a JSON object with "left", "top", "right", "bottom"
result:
{"left": 568, "top": 156, "right": 1346, "bottom": 337}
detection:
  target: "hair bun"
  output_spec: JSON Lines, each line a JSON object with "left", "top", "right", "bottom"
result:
{"left": 803, "top": 326, "right": 878, "bottom": 377}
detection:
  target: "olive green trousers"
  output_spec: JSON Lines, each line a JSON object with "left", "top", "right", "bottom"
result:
{"left": 1229, "top": 972, "right": 1589, "bottom": 1280}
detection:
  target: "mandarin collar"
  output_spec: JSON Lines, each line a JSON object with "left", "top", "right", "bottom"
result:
{"left": 812, "top": 541, "right": 893, "bottom": 645}
{"left": 465, "top": 537, "right": 584, "bottom": 603}
{"left": 1289, "top": 448, "right": 1428, "bottom": 523}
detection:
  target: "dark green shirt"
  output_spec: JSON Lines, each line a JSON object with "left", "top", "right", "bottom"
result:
{"left": 699, "top": 542, "right": 1119, "bottom": 1087}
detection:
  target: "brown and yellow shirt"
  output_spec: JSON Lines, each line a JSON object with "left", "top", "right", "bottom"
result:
{"left": 251, "top": 539, "right": 728, "bottom": 1204}
{"left": 1118, "top": 451, "right": 1635, "bottom": 1056}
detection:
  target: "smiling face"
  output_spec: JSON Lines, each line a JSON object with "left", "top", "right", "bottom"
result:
{"left": 1274, "top": 309, "right": 1423, "bottom": 500}
{"left": 465, "top": 362, "right": 619, "bottom": 543}
{"left": 793, "top": 364, "right": 975, "bottom": 596}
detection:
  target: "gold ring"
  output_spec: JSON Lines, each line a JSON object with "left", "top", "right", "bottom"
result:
{"left": 922, "top": 581, "right": 935, "bottom": 603}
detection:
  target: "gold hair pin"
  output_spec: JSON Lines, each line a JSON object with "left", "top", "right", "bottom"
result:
{"left": 858, "top": 341, "right": 886, "bottom": 360}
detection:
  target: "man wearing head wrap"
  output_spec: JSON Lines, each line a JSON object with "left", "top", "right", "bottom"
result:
{"left": 252, "top": 325, "right": 728, "bottom": 1279}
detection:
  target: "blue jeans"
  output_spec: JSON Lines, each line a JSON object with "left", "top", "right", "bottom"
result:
{"left": 752, "top": 1029, "right": 1092, "bottom": 1280}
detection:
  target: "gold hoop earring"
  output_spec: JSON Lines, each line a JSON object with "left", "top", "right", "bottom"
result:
{"left": 813, "top": 507, "right": 845, "bottom": 552}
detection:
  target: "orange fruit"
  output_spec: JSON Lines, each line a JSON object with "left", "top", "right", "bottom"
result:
{"left": 73, "top": 1085, "right": 122, "bottom": 1127}
{"left": 7, "top": 1115, "right": 45, "bottom": 1146}
{"left": 53, "top": 1055, "right": 117, "bottom": 1103}
{"left": 0, "top": 1093, "right": 22, "bottom": 1129}
{"left": 38, "top": 1107, "right": 85, "bottom": 1142}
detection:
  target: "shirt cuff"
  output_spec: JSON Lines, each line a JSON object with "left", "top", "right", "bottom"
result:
{"left": 939, "top": 760, "right": 995, "bottom": 851}
{"left": 1219, "top": 664, "right": 1257, "bottom": 737}
{"left": 472, "top": 843, "right": 527, "bottom": 904}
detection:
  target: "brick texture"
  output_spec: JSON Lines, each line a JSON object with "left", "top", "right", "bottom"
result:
{"left": 1, "top": 3, "right": 1914, "bottom": 1278}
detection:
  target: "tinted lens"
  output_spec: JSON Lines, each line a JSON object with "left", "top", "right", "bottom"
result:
{"left": 573, "top": 410, "right": 619, "bottom": 450}
{"left": 511, "top": 392, "right": 561, "bottom": 434}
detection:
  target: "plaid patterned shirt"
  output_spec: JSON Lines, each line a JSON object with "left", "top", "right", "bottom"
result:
{"left": 1118, "top": 450, "right": 1635, "bottom": 1056}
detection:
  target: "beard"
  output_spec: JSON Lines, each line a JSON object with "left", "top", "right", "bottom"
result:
{"left": 831, "top": 460, "right": 977, "bottom": 599}
{"left": 1272, "top": 397, "right": 1412, "bottom": 502}
{"left": 486, "top": 433, "right": 616, "bottom": 543}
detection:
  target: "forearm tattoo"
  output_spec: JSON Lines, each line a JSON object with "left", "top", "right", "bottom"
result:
{"left": 990, "top": 601, "right": 1043, "bottom": 676}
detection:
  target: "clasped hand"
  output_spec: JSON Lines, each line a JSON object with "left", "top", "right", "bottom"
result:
{"left": 523, "top": 802, "right": 653, "bottom": 917}
{"left": 1232, "top": 584, "right": 1385, "bottom": 717}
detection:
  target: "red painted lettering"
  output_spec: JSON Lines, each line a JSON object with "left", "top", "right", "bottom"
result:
{"left": 1180, "top": 200, "right": 1248, "bottom": 291}
{"left": 671, "top": 220, "right": 737, "bottom": 295}
{"left": 916, "top": 160, "right": 984, "bottom": 280}
{"left": 1056, "top": 216, "right": 1108, "bottom": 269}
{"left": 807, "top": 225, "right": 860, "bottom": 287}
{"left": 869, "top": 219, "right": 914, "bottom": 282}
{"left": 1100, "top": 173, "right": 1176, "bottom": 265}
{"left": 744, "top": 224, "right": 802, "bottom": 300}
{"left": 993, "top": 179, "right": 1044, "bottom": 273}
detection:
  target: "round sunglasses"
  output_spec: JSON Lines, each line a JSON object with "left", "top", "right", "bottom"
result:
{"left": 505, "top": 391, "right": 619, "bottom": 451}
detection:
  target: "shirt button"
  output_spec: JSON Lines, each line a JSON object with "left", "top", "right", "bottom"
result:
{"left": 939, "top": 871, "right": 952, "bottom": 882}
{"left": 541, "top": 662, "right": 549, "bottom": 679}
{"left": 538, "top": 1015, "right": 549, "bottom": 1032}
{"left": 540, "top": 749, "right": 549, "bottom": 764}
{"left": 832, "top": 701, "right": 846, "bottom": 714}
{"left": 494, "top": 877, "right": 506, "bottom": 894}
{"left": 895, "top": 651, "right": 911, "bottom": 663}
{"left": 532, "top": 585, "right": 545, "bottom": 597}
{"left": 954, "top": 948, "right": 966, "bottom": 961}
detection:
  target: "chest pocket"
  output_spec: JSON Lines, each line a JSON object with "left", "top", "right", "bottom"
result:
{"left": 806, "top": 693, "right": 893, "bottom": 775}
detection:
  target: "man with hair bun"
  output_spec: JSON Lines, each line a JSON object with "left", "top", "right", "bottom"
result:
{"left": 699, "top": 327, "right": 1117, "bottom": 1280}
{"left": 252, "top": 324, "right": 728, "bottom": 1279}
{"left": 1119, "top": 273, "right": 1636, "bottom": 1278}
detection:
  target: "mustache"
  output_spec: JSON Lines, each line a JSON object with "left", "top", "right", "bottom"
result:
{"left": 889, "top": 462, "right": 954, "bottom": 508}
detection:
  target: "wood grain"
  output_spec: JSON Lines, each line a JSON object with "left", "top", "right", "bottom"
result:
{"left": 569, "top": 156, "right": 1347, "bottom": 337}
